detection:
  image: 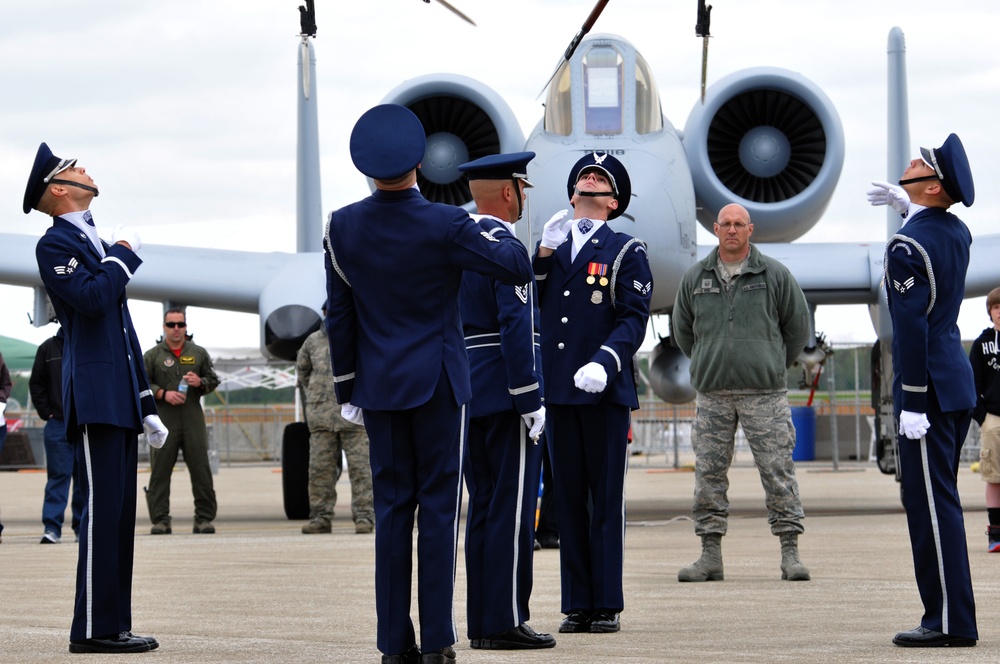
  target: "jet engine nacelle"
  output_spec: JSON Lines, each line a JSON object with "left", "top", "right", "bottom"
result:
{"left": 379, "top": 74, "right": 527, "bottom": 208}
{"left": 648, "top": 338, "right": 696, "bottom": 404}
{"left": 683, "top": 67, "right": 845, "bottom": 243}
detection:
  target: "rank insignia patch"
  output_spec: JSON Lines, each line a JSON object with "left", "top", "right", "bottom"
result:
{"left": 53, "top": 258, "right": 79, "bottom": 275}
{"left": 479, "top": 230, "right": 500, "bottom": 243}
{"left": 514, "top": 284, "right": 529, "bottom": 304}
{"left": 633, "top": 280, "right": 652, "bottom": 295}
{"left": 893, "top": 277, "right": 915, "bottom": 294}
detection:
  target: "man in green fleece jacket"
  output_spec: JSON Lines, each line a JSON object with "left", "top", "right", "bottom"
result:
{"left": 672, "top": 203, "right": 811, "bottom": 583}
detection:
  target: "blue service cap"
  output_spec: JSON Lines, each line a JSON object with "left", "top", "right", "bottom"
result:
{"left": 349, "top": 104, "right": 427, "bottom": 181}
{"left": 920, "top": 133, "right": 974, "bottom": 207}
{"left": 458, "top": 151, "right": 535, "bottom": 187}
{"left": 566, "top": 152, "right": 632, "bottom": 220}
{"left": 23, "top": 142, "right": 77, "bottom": 214}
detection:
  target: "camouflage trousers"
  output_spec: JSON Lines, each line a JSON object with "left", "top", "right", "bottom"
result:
{"left": 308, "top": 427, "right": 375, "bottom": 525}
{"left": 691, "top": 390, "right": 805, "bottom": 537}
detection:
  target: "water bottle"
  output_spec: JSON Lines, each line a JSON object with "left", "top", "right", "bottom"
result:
{"left": 178, "top": 377, "right": 189, "bottom": 396}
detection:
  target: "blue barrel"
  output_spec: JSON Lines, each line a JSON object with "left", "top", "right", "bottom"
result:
{"left": 790, "top": 406, "right": 816, "bottom": 462}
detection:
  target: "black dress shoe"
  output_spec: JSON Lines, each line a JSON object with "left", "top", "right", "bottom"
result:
{"left": 892, "top": 626, "right": 976, "bottom": 647}
{"left": 537, "top": 535, "right": 560, "bottom": 549}
{"left": 471, "top": 623, "right": 556, "bottom": 649}
{"left": 559, "top": 610, "right": 591, "bottom": 633}
{"left": 381, "top": 645, "right": 420, "bottom": 664}
{"left": 589, "top": 610, "right": 621, "bottom": 633}
{"left": 420, "top": 645, "right": 456, "bottom": 663}
{"left": 69, "top": 634, "right": 152, "bottom": 653}
{"left": 121, "top": 631, "right": 159, "bottom": 651}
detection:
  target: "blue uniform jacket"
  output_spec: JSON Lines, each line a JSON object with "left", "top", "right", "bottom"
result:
{"left": 459, "top": 216, "right": 543, "bottom": 418}
{"left": 35, "top": 217, "right": 156, "bottom": 432}
{"left": 885, "top": 207, "right": 976, "bottom": 413}
{"left": 324, "top": 188, "right": 534, "bottom": 411}
{"left": 533, "top": 224, "right": 652, "bottom": 407}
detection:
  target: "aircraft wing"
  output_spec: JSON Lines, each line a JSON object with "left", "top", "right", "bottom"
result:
{"left": 693, "top": 233, "right": 1000, "bottom": 311}
{"left": 0, "top": 231, "right": 325, "bottom": 359}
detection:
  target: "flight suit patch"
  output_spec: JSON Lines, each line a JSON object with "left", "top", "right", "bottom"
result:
{"left": 163, "top": 357, "right": 175, "bottom": 367}
{"left": 180, "top": 356, "right": 196, "bottom": 365}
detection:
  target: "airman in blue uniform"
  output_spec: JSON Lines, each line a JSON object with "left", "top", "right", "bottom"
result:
{"left": 870, "top": 133, "right": 978, "bottom": 648}
{"left": 533, "top": 152, "right": 652, "bottom": 634}
{"left": 455, "top": 152, "right": 553, "bottom": 651}
{"left": 323, "top": 105, "right": 534, "bottom": 664}
{"left": 24, "top": 143, "right": 168, "bottom": 654}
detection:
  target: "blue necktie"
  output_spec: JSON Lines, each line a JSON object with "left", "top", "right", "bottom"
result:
{"left": 577, "top": 218, "right": 593, "bottom": 234}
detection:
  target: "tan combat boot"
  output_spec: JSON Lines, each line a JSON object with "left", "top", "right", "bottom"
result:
{"left": 780, "top": 533, "right": 810, "bottom": 581}
{"left": 678, "top": 533, "right": 724, "bottom": 582}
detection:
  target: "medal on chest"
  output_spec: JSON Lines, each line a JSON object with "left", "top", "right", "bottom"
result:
{"left": 586, "top": 261, "right": 608, "bottom": 286}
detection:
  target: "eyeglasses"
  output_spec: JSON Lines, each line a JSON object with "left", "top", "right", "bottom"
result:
{"left": 716, "top": 222, "right": 749, "bottom": 231}
{"left": 164, "top": 322, "right": 187, "bottom": 329}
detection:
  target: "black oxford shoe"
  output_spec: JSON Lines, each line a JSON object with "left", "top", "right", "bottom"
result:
{"left": 558, "top": 610, "right": 591, "bottom": 633}
{"left": 589, "top": 610, "right": 621, "bottom": 633}
{"left": 420, "top": 645, "right": 456, "bottom": 663}
{"left": 69, "top": 634, "right": 152, "bottom": 653}
{"left": 120, "top": 631, "right": 159, "bottom": 651}
{"left": 471, "top": 623, "right": 556, "bottom": 649}
{"left": 892, "top": 626, "right": 976, "bottom": 647}
{"left": 381, "top": 645, "right": 420, "bottom": 664}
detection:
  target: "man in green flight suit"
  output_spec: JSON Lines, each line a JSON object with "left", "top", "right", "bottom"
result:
{"left": 143, "top": 309, "right": 221, "bottom": 534}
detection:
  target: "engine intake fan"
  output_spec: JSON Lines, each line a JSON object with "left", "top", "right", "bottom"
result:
{"left": 380, "top": 74, "right": 528, "bottom": 209}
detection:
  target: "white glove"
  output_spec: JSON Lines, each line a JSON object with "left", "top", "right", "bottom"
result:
{"left": 341, "top": 403, "right": 365, "bottom": 426}
{"left": 899, "top": 410, "right": 930, "bottom": 440}
{"left": 143, "top": 414, "right": 169, "bottom": 449}
{"left": 574, "top": 362, "right": 608, "bottom": 393}
{"left": 521, "top": 406, "right": 546, "bottom": 441}
{"left": 866, "top": 181, "right": 910, "bottom": 215}
{"left": 112, "top": 224, "right": 142, "bottom": 252}
{"left": 540, "top": 209, "right": 573, "bottom": 249}
{"left": 0, "top": 401, "right": 6, "bottom": 416}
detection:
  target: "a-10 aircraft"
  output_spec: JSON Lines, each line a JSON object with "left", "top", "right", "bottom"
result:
{"left": 1, "top": 1, "right": 999, "bottom": 476}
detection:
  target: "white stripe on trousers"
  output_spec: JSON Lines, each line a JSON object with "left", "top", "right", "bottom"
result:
{"left": 919, "top": 436, "right": 950, "bottom": 633}
{"left": 83, "top": 426, "right": 95, "bottom": 639}
{"left": 510, "top": 424, "right": 528, "bottom": 624}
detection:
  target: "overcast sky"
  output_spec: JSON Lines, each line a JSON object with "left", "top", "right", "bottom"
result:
{"left": 1, "top": 0, "right": 998, "bottom": 354}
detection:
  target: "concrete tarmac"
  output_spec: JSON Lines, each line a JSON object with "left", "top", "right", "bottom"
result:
{"left": 0, "top": 457, "right": 996, "bottom": 663}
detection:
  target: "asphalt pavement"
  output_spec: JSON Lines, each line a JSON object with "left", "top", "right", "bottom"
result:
{"left": 0, "top": 457, "right": 996, "bottom": 663}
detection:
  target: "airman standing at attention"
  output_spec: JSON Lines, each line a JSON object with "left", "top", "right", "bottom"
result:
{"left": 533, "top": 152, "right": 652, "bottom": 635}
{"left": 456, "top": 152, "right": 553, "bottom": 651}
{"left": 867, "top": 134, "right": 978, "bottom": 648}
{"left": 323, "top": 104, "right": 534, "bottom": 664}
{"left": 143, "top": 309, "right": 221, "bottom": 535}
{"left": 25, "top": 142, "right": 167, "bottom": 654}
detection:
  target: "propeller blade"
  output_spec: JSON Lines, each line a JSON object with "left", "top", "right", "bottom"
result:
{"left": 535, "top": 0, "right": 611, "bottom": 100}
{"left": 433, "top": 0, "right": 476, "bottom": 26}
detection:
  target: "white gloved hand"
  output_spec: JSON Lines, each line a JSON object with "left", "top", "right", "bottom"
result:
{"left": 0, "top": 401, "right": 6, "bottom": 416}
{"left": 143, "top": 414, "right": 169, "bottom": 449}
{"left": 574, "top": 362, "right": 608, "bottom": 393}
{"left": 540, "top": 209, "right": 573, "bottom": 249}
{"left": 341, "top": 403, "right": 365, "bottom": 426}
{"left": 899, "top": 410, "right": 930, "bottom": 440}
{"left": 866, "top": 181, "right": 910, "bottom": 215}
{"left": 521, "top": 406, "right": 546, "bottom": 441}
{"left": 112, "top": 224, "right": 142, "bottom": 252}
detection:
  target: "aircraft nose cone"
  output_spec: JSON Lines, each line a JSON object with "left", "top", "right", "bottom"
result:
{"left": 264, "top": 304, "right": 322, "bottom": 361}
{"left": 422, "top": 132, "right": 470, "bottom": 184}
{"left": 739, "top": 126, "right": 791, "bottom": 178}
